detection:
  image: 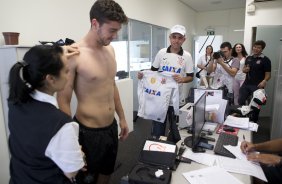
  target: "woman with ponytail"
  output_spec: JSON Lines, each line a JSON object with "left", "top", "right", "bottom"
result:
{"left": 8, "top": 45, "right": 85, "bottom": 184}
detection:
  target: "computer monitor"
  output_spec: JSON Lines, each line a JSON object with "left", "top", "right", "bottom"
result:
{"left": 184, "top": 92, "right": 207, "bottom": 151}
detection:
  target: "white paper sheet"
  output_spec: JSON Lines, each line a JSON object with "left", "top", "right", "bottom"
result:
{"left": 143, "top": 140, "right": 176, "bottom": 153}
{"left": 182, "top": 149, "right": 216, "bottom": 166}
{"left": 247, "top": 122, "right": 259, "bottom": 132}
{"left": 183, "top": 166, "right": 244, "bottom": 184}
{"left": 202, "top": 121, "right": 218, "bottom": 132}
{"left": 206, "top": 104, "right": 220, "bottom": 111}
{"left": 223, "top": 115, "right": 249, "bottom": 129}
{"left": 216, "top": 156, "right": 267, "bottom": 182}
{"left": 194, "top": 89, "right": 223, "bottom": 104}
{"left": 216, "top": 99, "right": 227, "bottom": 123}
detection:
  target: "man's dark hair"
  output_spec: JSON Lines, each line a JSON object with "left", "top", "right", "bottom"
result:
{"left": 220, "top": 42, "right": 232, "bottom": 50}
{"left": 90, "top": 0, "right": 128, "bottom": 25}
{"left": 254, "top": 40, "right": 266, "bottom": 50}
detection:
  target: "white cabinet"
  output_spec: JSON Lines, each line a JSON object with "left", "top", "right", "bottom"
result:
{"left": 0, "top": 46, "right": 30, "bottom": 183}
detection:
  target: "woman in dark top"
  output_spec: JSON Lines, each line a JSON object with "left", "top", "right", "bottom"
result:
{"left": 8, "top": 45, "right": 84, "bottom": 184}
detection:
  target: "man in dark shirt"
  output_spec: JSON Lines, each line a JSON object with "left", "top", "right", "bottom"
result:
{"left": 238, "top": 40, "right": 271, "bottom": 122}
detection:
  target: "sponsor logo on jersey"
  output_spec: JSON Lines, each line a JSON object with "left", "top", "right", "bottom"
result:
{"left": 162, "top": 65, "right": 181, "bottom": 73}
{"left": 144, "top": 88, "right": 161, "bottom": 96}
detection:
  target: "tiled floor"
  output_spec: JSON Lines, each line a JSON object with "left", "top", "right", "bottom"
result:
{"left": 110, "top": 117, "right": 152, "bottom": 184}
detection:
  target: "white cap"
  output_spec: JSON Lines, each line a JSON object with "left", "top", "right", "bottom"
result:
{"left": 170, "top": 25, "right": 186, "bottom": 36}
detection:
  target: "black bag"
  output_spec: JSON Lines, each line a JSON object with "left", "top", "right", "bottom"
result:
{"left": 128, "top": 164, "right": 172, "bottom": 184}
{"left": 196, "top": 58, "right": 211, "bottom": 79}
{"left": 195, "top": 70, "right": 202, "bottom": 78}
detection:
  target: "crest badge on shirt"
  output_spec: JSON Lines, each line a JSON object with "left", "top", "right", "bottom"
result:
{"left": 256, "top": 60, "right": 261, "bottom": 64}
{"left": 161, "top": 78, "right": 166, "bottom": 84}
{"left": 177, "top": 56, "right": 185, "bottom": 66}
{"left": 150, "top": 77, "right": 156, "bottom": 84}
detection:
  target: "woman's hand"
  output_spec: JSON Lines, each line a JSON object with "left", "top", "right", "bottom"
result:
{"left": 63, "top": 45, "right": 80, "bottom": 59}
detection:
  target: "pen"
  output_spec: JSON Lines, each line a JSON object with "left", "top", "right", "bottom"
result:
{"left": 243, "top": 134, "right": 245, "bottom": 141}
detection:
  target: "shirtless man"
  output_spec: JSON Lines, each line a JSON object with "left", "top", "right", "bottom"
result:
{"left": 57, "top": 1, "right": 129, "bottom": 183}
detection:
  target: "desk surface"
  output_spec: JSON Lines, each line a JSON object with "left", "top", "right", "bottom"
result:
{"left": 171, "top": 128, "right": 252, "bottom": 184}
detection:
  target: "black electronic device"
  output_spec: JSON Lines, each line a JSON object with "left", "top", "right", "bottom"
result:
{"left": 201, "top": 135, "right": 216, "bottom": 142}
{"left": 176, "top": 155, "right": 192, "bottom": 164}
{"left": 184, "top": 92, "right": 207, "bottom": 152}
{"left": 214, "top": 133, "right": 238, "bottom": 158}
{"left": 213, "top": 50, "right": 224, "bottom": 59}
{"left": 198, "top": 142, "right": 214, "bottom": 150}
{"left": 177, "top": 142, "right": 186, "bottom": 156}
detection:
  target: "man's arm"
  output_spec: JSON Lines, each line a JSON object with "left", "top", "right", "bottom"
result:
{"left": 172, "top": 73, "right": 193, "bottom": 83}
{"left": 57, "top": 58, "right": 76, "bottom": 116}
{"left": 217, "top": 58, "right": 238, "bottom": 77}
{"left": 244, "top": 138, "right": 282, "bottom": 166}
{"left": 151, "top": 66, "right": 159, "bottom": 71}
{"left": 182, "top": 73, "right": 194, "bottom": 83}
{"left": 257, "top": 71, "right": 271, "bottom": 88}
{"left": 254, "top": 138, "right": 282, "bottom": 153}
{"left": 114, "top": 83, "right": 129, "bottom": 141}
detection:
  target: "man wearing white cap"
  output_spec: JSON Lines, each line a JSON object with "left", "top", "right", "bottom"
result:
{"left": 139, "top": 24, "right": 194, "bottom": 140}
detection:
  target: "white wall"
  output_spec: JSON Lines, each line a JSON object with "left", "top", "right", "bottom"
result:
{"left": 244, "top": 0, "right": 282, "bottom": 52}
{"left": 0, "top": 0, "right": 93, "bottom": 46}
{"left": 196, "top": 8, "right": 245, "bottom": 46}
{"left": 0, "top": 0, "right": 196, "bottom": 52}
{"left": 116, "top": 0, "right": 196, "bottom": 51}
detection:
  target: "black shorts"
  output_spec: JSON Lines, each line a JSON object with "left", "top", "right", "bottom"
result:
{"left": 74, "top": 117, "right": 118, "bottom": 175}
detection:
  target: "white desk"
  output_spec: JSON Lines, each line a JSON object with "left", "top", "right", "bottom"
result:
{"left": 171, "top": 128, "right": 252, "bottom": 184}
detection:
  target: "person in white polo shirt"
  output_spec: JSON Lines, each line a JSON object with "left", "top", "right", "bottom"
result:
{"left": 138, "top": 25, "right": 194, "bottom": 141}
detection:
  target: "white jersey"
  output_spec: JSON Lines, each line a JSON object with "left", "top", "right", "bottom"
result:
{"left": 152, "top": 47, "right": 194, "bottom": 106}
{"left": 137, "top": 71, "right": 179, "bottom": 123}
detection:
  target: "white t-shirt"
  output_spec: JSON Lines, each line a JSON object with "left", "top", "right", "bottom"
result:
{"left": 197, "top": 55, "right": 211, "bottom": 77}
{"left": 211, "top": 57, "right": 240, "bottom": 93}
{"left": 137, "top": 71, "right": 179, "bottom": 123}
{"left": 235, "top": 57, "right": 246, "bottom": 81}
{"left": 152, "top": 47, "right": 194, "bottom": 106}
